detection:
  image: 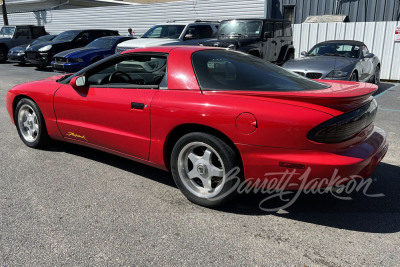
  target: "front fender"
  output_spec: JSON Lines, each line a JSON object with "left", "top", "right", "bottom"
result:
{"left": 6, "top": 80, "right": 63, "bottom": 138}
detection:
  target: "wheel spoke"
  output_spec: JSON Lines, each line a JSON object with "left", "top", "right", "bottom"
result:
{"left": 188, "top": 152, "right": 200, "bottom": 165}
{"left": 187, "top": 169, "right": 198, "bottom": 180}
{"left": 201, "top": 149, "right": 212, "bottom": 164}
{"left": 201, "top": 177, "right": 213, "bottom": 192}
{"left": 210, "top": 166, "right": 224, "bottom": 178}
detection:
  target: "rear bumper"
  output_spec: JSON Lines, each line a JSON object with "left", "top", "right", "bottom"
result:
{"left": 237, "top": 126, "right": 388, "bottom": 190}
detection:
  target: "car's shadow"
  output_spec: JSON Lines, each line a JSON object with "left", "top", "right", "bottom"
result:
{"left": 46, "top": 141, "right": 400, "bottom": 234}
{"left": 374, "top": 82, "right": 398, "bottom": 96}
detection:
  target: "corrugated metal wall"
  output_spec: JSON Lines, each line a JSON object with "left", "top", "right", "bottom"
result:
{"left": 0, "top": 0, "right": 265, "bottom": 35}
{"left": 293, "top": 21, "right": 400, "bottom": 80}
{"left": 273, "top": 0, "right": 400, "bottom": 24}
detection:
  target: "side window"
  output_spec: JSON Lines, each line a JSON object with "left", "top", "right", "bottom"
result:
{"left": 31, "top": 27, "right": 45, "bottom": 39}
{"left": 284, "top": 23, "right": 292, "bottom": 37}
{"left": 275, "top": 22, "right": 283, "bottom": 37}
{"left": 184, "top": 25, "right": 213, "bottom": 39}
{"left": 77, "top": 32, "right": 90, "bottom": 43}
{"left": 88, "top": 31, "right": 103, "bottom": 41}
{"left": 264, "top": 23, "right": 274, "bottom": 38}
{"left": 86, "top": 55, "right": 168, "bottom": 88}
{"left": 15, "top": 27, "right": 30, "bottom": 38}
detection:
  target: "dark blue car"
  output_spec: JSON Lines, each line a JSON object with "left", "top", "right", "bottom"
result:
{"left": 51, "top": 36, "right": 133, "bottom": 72}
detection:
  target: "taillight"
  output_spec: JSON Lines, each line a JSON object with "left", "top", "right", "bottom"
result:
{"left": 307, "top": 100, "right": 377, "bottom": 143}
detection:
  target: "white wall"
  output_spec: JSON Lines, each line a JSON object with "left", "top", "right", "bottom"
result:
{"left": 0, "top": 0, "right": 265, "bottom": 35}
{"left": 293, "top": 21, "right": 400, "bottom": 81}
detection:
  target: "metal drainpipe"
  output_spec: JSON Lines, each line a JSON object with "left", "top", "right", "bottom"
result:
{"left": 2, "top": 0, "right": 9, "bottom": 25}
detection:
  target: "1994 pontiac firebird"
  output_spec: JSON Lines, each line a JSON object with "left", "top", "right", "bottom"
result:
{"left": 6, "top": 46, "right": 388, "bottom": 207}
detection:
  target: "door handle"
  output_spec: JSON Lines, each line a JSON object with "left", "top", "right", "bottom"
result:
{"left": 131, "top": 102, "right": 146, "bottom": 110}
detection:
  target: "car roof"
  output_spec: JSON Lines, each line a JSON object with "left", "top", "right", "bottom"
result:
{"left": 121, "top": 45, "right": 222, "bottom": 54}
{"left": 221, "top": 18, "right": 291, "bottom": 22}
{"left": 319, "top": 40, "right": 365, "bottom": 46}
{"left": 98, "top": 36, "right": 130, "bottom": 40}
{"left": 154, "top": 20, "right": 219, "bottom": 26}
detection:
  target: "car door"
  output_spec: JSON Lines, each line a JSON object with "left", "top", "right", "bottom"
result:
{"left": 273, "top": 22, "right": 284, "bottom": 61}
{"left": 14, "top": 27, "right": 31, "bottom": 46}
{"left": 359, "top": 45, "right": 373, "bottom": 81}
{"left": 54, "top": 54, "right": 167, "bottom": 160}
{"left": 262, "top": 22, "right": 275, "bottom": 61}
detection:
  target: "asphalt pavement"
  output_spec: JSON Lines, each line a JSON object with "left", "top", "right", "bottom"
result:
{"left": 1, "top": 64, "right": 399, "bottom": 266}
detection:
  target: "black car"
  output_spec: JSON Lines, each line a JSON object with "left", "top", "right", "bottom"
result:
{"left": 201, "top": 19, "right": 294, "bottom": 65}
{"left": 25, "top": 29, "right": 118, "bottom": 68}
{"left": 7, "top": 35, "right": 57, "bottom": 65}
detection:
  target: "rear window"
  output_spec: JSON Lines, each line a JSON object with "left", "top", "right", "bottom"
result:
{"left": 192, "top": 50, "right": 329, "bottom": 91}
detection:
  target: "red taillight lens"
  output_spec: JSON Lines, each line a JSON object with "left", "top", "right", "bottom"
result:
{"left": 307, "top": 99, "right": 377, "bottom": 143}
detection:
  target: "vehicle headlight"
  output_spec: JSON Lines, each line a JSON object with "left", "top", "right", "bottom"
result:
{"left": 326, "top": 70, "right": 348, "bottom": 77}
{"left": 39, "top": 45, "right": 52, "bottom": 52}
{"left": 69, "top": 58, "right": 84, "bottom": 63}
{"left": 227, "top": 44, "right": 236, "bottom": 50}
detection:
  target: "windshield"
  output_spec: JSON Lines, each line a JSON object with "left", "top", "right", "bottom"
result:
{"left": 0, "top": 26, "right": 15, "bottom": 37}
{"left": 86, "top": 38, "right": 116, "bottom": 49}
{"left": 192, "top": 50, "right": 330, "bottom": 92}
{"left": 218, "top": 20, "right": 262, "bottom": 38}
{"left": 31, "top": 35, "right": 55, "bottom": 46}
{"left": 308, "top": 43, "right": 361, "bottom": 58}
{"left": 53, "top": 31, "right": 80, "bottom": 42}
{"left": 141, "top": 25, "right": 185, "bottom": 39}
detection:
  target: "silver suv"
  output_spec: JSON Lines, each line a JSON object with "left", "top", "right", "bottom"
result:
{"left": 116, "top": 20, "right": 219, "bottom": 53}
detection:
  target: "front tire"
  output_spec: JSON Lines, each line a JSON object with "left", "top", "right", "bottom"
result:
{"left": 373, "top": 66, "right": 380, "bottom": 85}
{"left": 0, "top": 47, "right": 7, "bottom": 63}
{"left": 350, "top": 71, "right": 358, "bottom": 82}
{"left": 15, "top": 98, "right": 49, "bottom": 148}
{"left": 170, "top": 133, "right": 241, "bottom": 207}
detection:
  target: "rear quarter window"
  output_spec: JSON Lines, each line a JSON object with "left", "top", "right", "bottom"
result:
{"left": 192, "top": 50, "right": 329, "bottom": 92}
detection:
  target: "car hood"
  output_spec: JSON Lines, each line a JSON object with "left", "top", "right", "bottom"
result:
{"left": 55, "top": 47, "right": 108, "bottom": 58}
{"left": 201, "top": 37, "right": 261, "bottom": 48}
{"left": 10, "top": 44, "right": 28, "bottom": 52}
{"left": 118, "top": 38, "right": 181, "bottom": 48}
{"left": 283, "top": 56, "right": 357, "bottom": 71}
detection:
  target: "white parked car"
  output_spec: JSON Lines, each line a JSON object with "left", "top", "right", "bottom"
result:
{"left": 116, "top": 20, "right": 219, "bottom": 53}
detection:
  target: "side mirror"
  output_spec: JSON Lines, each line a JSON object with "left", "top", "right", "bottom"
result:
{"left": 364, "top": 53, "right": 374, "bottom": 58}
{"left": 70, "top": 76, "right": 87, "bottom": 89}
{"left": 264, "top": 31, "right": 273, "bottom": 39}
{"left": 301, "top": 51, "right": 308, "bottom": 57}
{"left": 184, "top": 33, "right": 194, "bottom": 40}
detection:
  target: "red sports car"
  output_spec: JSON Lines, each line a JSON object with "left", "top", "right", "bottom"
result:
{"left": 6, "top": 46, "right": 388, "bottom": 207}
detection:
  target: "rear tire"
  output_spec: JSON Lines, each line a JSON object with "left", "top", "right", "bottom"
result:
{"left": 15, "top": 98, "right": 50, "bottom": 148}
{"left": 170, "top": 132, "right": 241, "bottom": 207}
